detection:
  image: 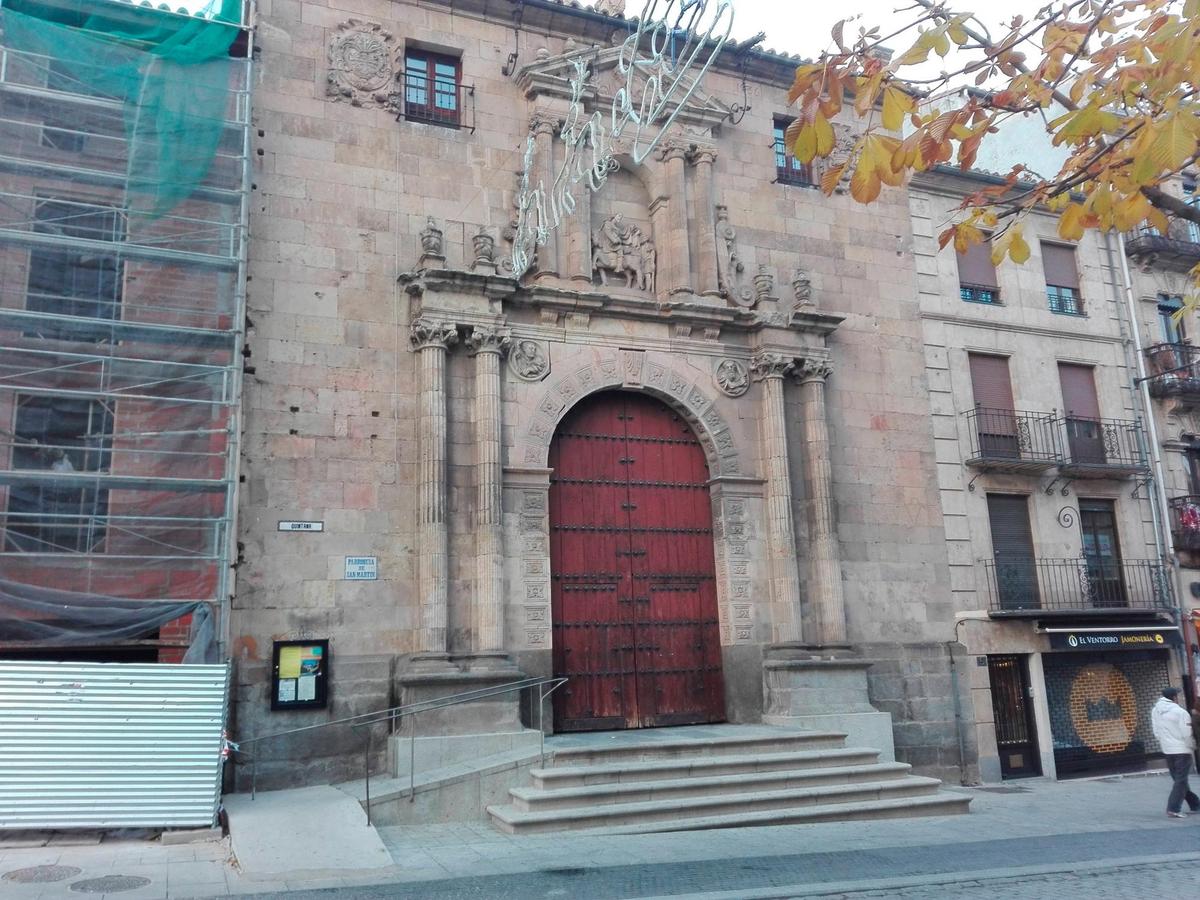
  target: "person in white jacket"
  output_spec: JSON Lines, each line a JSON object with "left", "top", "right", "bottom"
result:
{"left": 1151, "top": 686, "right": 1200, "bottom": 818}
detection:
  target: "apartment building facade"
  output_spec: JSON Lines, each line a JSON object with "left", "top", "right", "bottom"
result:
{"left": 913, "top": 167, "right": 1185, "bottom": 781}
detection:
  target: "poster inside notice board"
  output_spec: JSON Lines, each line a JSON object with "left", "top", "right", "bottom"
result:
{"left": 271, "top": 639, "right": 330, "bottom": 710}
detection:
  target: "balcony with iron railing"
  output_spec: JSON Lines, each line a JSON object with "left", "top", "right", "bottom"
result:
{"left": 1124, "top": 222, "right": 1200, "bottom": 272}
{"left": 1058, "top": 415, "right": 1148, "bottom": 478}
{"left": 982, "top": 554, "right": 1174, "bottom": 617}
{"left": 1143, "top": 342, "right": 1200, "bottom": 407}
{"left": 1169, "top": 495, "right": 1200, "bottom": 553}
{"left": 964, "top": 407, "right": 1061, "bottom": 473}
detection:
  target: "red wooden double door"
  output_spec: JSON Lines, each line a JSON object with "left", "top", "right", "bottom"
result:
{"left": 548, "top": 391, "right": 726, "bottom": 731}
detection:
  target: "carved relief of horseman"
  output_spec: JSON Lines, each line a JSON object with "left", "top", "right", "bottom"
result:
{"left": 592, "top": 214, "right": 657, "bottom": 291}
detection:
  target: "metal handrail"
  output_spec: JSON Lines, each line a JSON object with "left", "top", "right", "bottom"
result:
{"left": 231, "top": 675, "right": 567, "bottom": 825}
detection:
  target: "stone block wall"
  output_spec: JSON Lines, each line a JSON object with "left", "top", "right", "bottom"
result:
{"left": 863, "top": 641, "right": 979, "bottom": 784}
{"left": 230, "top": 653, "right": 393, "bottom": 791}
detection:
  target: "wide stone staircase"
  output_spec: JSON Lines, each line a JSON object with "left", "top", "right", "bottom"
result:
{"left": 487, "top": 726, "right": 969, "bottom": 834}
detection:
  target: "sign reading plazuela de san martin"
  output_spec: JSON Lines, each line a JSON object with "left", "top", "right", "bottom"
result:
{"left": 510, "top": 0, "right": 734, "bottom": 277}
{"left": 1048, "top": 629, "right": 1181, "bottom": 652}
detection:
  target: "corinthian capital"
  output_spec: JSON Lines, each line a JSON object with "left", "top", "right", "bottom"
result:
{"left": 466, "top": 324, "right": 512, "bottom": 357}
{"left": 795, "top": 355, "right": 834, "bottom": 383}
{"left": 410, "top": 317, "right": 459, "bottom": 351}
{"left": 529, "top": 111, "right": 559, "bottom": 137}
{"left": 657, "top": 140, "right": 690, "bottom": 163}
{"left": 750, "top": 351, "right": 796, "bottom": 381}
{"left": 690, "top": 145, "right": 717, "bottom": 166}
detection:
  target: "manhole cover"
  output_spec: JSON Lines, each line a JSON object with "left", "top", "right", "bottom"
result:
{"left": 2, "top": 865, "right": 81, "bottom": 883}
{"left": 69, "top": 875, "right": 152, "bottom": 893}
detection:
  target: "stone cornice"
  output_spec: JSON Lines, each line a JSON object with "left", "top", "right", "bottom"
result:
{"left": 515, "top": 45, "right": 731, "bottom": 128}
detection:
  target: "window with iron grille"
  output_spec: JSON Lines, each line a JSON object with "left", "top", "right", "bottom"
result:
{"left": 5, "top": 395, "right": 114, "bottom": 553}
{"left": 773, "top": 119, "right": 812, "bottom": 187}
{"left": 27, "top": 196, "right": 124, "bottom": 333}
{"left": 1041, "top": 242, "right": 1084, "bottom": 316}
{"left": 957, "top": 237, "right": 1000, "bottom": 304}
{"left": 1185, "top": 181, "right": 1200, "bottom": 243}
{"left": 404, "top": 51, "right": 461, "bottom": 128}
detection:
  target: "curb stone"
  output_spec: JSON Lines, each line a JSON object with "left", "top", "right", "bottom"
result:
{"left": 646, "top": 851, "right": 1200, "bottom": 900}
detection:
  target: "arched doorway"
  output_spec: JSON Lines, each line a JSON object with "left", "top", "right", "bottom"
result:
{"left": 548, "top": 391, "right": 726, "bottom": 731}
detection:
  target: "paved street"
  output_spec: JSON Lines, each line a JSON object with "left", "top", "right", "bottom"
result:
{"left": 2, "top": 773, "right": 1199, "bottom": 898}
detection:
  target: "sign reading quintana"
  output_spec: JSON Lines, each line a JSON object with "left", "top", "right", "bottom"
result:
{"left": 510, "top": 0, "right": 735, "bottom": 277}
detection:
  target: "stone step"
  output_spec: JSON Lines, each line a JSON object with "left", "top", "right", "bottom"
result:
{"left": 488, "top": 775, "right": 944, "bottom": 834}
{"left": 546, "top": 730, "right": 847, "bottom": 768}
{"left": 567, "top": 793, "right": 973, "bottom": 835}
{"left": 511, "top": 762, "right": 913, "bottom": 811}
{"left": 531, "top": 747, "right": 882, "bottom": 789}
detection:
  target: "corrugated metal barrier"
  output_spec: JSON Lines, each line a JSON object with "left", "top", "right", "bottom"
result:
{"left": 0, "top": 661, "right": 230, "bottom": 829}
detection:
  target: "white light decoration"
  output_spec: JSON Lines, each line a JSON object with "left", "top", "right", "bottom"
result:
{"left": 510, "top": 0, "right": 734, "bottom": 278}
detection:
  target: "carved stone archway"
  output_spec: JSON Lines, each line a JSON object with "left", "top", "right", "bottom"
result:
{"left": 507, "top": 349, "right": 764, "bottom": 655}
{"left": 519, "top": 350, "right": 743, "bottom": 476}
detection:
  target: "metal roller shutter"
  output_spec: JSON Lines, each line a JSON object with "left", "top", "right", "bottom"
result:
{"left": 968, "top": 353, "right": 1015, "bottom": 411}
{"left": 0, "top": 661, "right": 229, "bottom": 829}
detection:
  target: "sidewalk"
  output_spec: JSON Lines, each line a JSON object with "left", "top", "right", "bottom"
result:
{"left": 0, "top": 771, "right": 1195, "bottom": 898}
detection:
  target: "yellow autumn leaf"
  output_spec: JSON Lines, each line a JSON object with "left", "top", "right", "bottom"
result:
{"left": 1058, "top": 203, "right": 1086, "bottom": 241}
{"left": 953, "top": 224, "right": 984, "bottom": 254}
{"left": 881, "top": 86, "right": 912, "bottom": 131}
{"left": 1009, "top": 228, "right": 1031, "bottom": 264}
{"left": 794, "top": 124, "right": 818, "bottom": 164}
{"left": 849, "top": 164, "right": 882, "bottom": 204}
{"left": 820, "top": 162, "right": 846, "bottom": 195}
{"left": 1147, "top": 207, "right": 1170, "bottom": 236}
{"left": 1113, "top": 193, "right": 1153, "bottom": 232}
{"left": 1149, "top": 114, "right": 1198, "bottom": 171}
{"left": 948, "top": 20, "right": 968, "bottom": 45}
{"left": 814, "top": 113, "right": 835, "bottom": 156}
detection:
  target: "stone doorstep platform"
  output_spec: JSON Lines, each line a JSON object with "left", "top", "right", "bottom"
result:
{"left": 487, "top": 723, "right": 970, "bottom": 834}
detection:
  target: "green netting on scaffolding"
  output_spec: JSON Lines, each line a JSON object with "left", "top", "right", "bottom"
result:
{"left": 0, "top": 0, "right": 240, "bottom": 215}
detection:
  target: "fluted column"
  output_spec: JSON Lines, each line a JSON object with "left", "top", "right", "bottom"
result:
{"left": 659, "top": 142, "right": 692, "bottom": 295}
{"left": 751, "top": 352, "right": 804, "bottom": 644}
{"left": 795, "top": 357, "right": 846, "bottom": 645}
{"left": 690, "top": 147, "right": 720, "bottom": 296}
{"left": 410, "top": 317, "right": 458, "bottom": 660}
{"left": 530, "top": 112, "right": 559, "bottom": 279}
{"left": 568, "top": 158, "right": 593, "bottom": 284}
{"left": 467, "top": 325, "right": 511, "bottom": 653}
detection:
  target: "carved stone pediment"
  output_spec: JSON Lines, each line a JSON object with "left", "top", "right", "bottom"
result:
{"left": 515, "top": 47, "right": 731, "bottom": 128}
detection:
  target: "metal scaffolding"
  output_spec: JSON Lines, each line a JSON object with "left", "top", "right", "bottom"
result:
{"left": 0, "top": 0, "right": 252, "bottom": 659}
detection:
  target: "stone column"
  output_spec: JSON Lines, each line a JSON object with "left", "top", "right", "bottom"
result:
{"left": 795, "top": 356, "right": 847, "bottom": 645}
{"left": 530, "top": 112, "right": 559, "bottom": 279}
{"left": 690, "top": 147, "right": 720, "bottom": 297}
{"left": 568, "top": 161, "right": 593, "bottom": 285}
{"left": 659, "top": 142, "right": 692, "bottom": 295}
{"left": 467, "top": 325, "right": 512, "bottom": 659}
{"left": 409, "top": 317, "right": 458, "bottom": 666}
{"left": 751, "top": 351, "right": 803, "bottom": 644}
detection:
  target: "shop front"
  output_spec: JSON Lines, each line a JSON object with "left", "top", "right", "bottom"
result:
{"left": 1041, "top": 627, "right": 1180, "bottom": 777}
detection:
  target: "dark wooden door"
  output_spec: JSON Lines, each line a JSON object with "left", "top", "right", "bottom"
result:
{"left": 549, "top": 392, "right": 725, "bottom": 731}
{"left": 1080, "top": 500, "right": 1127, "bottom": 608}
{"left": 988, "top": 655, "right": 1041, "bottom": 778}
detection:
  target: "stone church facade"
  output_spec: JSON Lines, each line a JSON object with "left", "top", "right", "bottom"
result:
{"left": 233, "top": 0, "right": 973, "bottom": 787}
